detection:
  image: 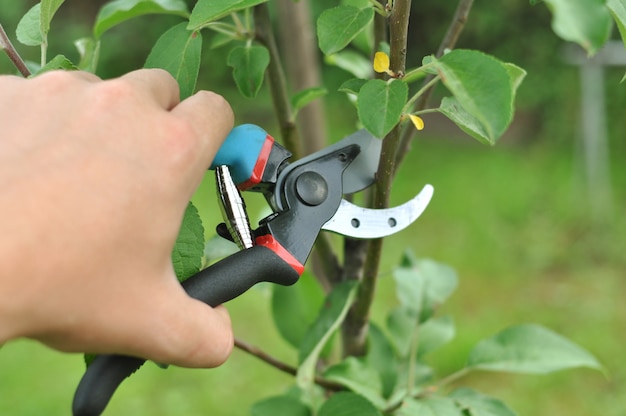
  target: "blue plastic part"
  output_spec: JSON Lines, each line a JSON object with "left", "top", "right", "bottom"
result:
{"left": 210, "top": 124, "right": 269, "bottom": 185}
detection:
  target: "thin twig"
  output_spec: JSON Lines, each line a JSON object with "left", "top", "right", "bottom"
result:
{"left": 0, "top": 24, "right": 31, "bottom": 77}
{"left": 434, "top": 367, "right": 471, "bottom": 388}
{"left": 234, "top": 338, "right": 344, "bottom": 391}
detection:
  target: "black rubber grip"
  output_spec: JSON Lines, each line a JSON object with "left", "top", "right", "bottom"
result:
{"left": 72, "top": 246, "right": 300, "bottom": 416}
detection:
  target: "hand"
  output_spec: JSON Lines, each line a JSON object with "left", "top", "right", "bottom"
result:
{"left": 0, "top": 69, "right": 235, "bottom": 368}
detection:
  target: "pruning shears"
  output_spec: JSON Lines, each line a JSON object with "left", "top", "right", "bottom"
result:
{"left": 72, "top": 124, "right": 434, "bottom": 416}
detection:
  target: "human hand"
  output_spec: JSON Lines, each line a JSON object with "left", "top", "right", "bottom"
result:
{"left": 0, "top": 69, "right": 234, "bottom": 368}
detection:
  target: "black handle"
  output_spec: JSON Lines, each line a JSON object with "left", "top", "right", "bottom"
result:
{"left": 72, "top": 246, "right": 299, "bottom": 416}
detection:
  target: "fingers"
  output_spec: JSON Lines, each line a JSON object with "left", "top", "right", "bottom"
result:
{"left": 122, "top": 283, "right": 235, "bottom": 368}
{"left": 169, "top": 90, "right": 234, "bottom": 180}
{"left": 37, "top": 283, "right": 234, "bottom": 368}
{"left": 119, "top": 68, "right": 181, "bottom": 110}
{"left": 66, "top": 70, "right": 101, "bottom": 83}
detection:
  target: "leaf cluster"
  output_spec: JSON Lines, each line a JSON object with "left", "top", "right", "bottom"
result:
{"left": 250, "top": 252, "right": 603, "bottom": 415}
{"left": 2, "top": 0, "right": 621, "bottom": 414}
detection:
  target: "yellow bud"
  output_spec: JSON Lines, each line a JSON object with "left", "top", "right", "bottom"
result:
{"left": 373, "top": 51, "right": 390, "bottom": 73}
{"left": 409, "top": 114, "right": 425, "bottom": 131}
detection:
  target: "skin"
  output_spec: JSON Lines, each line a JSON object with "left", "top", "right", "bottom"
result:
{"left": 0, "top": 69, "right": 235, "bottom": 368}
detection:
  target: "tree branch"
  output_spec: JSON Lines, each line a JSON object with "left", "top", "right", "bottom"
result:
{"left": 341, "top": 0, "right": 388, "bottom": 356}
{"left": 276, "top": 0, "right": 326, "bottom": 155}
{"left": 254, "top": 4, "right": 302, "bottom": 159}
{"left": 234, "top": 338, "right": 344, "bottom": 391}
{"left": 342, "top": 0, "right": 412, "bottom": 357}
{"left": 394, "top": 0, "right": 474, "bottom": 171}
{"left": 0, "top": 24, "right": 31, "bottom": 77}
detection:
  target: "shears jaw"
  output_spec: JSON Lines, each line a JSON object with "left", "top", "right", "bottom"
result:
{"left": 321, "top": 184, "right": 434, "bottom": 239}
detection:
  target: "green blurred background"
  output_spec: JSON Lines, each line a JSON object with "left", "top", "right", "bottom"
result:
{"left": 1, "top": 1, "right": 625, "bottom": 415}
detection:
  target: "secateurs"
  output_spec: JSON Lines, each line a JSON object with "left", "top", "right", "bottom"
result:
{"left": 72, "top": 124, "right": 434, "bottom": 416}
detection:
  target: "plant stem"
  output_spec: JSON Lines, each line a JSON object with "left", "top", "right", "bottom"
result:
{"left": 276, "top": 0, "right": 326, "bottom": 155}
{"left": 434, "top": 367, "right": 471, "bottom": 388}
{"left": 388, "top": 0, "right": 411, "bottom": 75}
{"left": 341, "top": 0, "right": 391, "bottom": 357}
{"left": 394, "top": 0, "right": 474, "bottom": 171}
{"left": 0, "top": 24, "right": 31, "bottom": 77}
{"left": 40, "top": 41, "right": 47, "bottom": 68}
{"left": 253, "top": 4, "right": 302, "bottom": 159}
{"left": 234, "top": 338, "right": 344, "bottom": 391}
{"left": 404, "top": 75, "right": 441, "bottom": 112}
{"left": 406, "top": 318, "right": 421, "bottom": 397}
{"left": 343, "top": 0, "right": 413, "bottom": 357}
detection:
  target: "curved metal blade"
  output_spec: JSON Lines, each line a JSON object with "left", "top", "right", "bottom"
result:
{"left": 322, "top": 184, "right": 434, "bottom": 239}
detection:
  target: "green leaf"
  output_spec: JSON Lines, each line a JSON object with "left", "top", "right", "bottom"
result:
{"left": 94, "top": 0, "right": 189, "bottom": 39}
{"left": 291, "top": 87, "right": 327, "bottom": 118}
{"left": 296, "top": 281, "right": 358, "bottom": 390}
{"left": 16, "top": 4, "right": 43, "bottom": 46}
{"left": 323, "top": 357, "right": 386, "bottom": 409}
{"left": 504, "top": 62, "right": 527, "bottom": 94}
{"left": 365, "top": 324, "right": 398, "bottom": 399}
{"left": 317, "top": 6, "right": 374, "bottom": 55}
{"left": 467, "top": 324, "right": 604, "bottom": 374}
{"left": 397, "top": 397, "right": 464, "bottom": 416}
{"left": 440, "top": 62, "right": 527, "bottom": 144}
{"left": 40, "top": 0, "right": 65, "bottom": 40}
{"left": 209, "top": 31, "right": 235, "bottom": 49}
{"left": 450, "top": 388, "right": 518, "bottom": 416}
{"left": 251, "top": 395, "right": 311, "bottom": 416}
{"left": 418, "top": 315, "right": 456, "bottom": 357}
{"left": 227, "top": 44, "right": 270, "bottom": 98}
{"left": 35, "top": 54, "right": 78, "bottom": 74}
{"left": 188, "top": 0, "right": 267, "bottom": 30}
{"left": 339, "top": 78, "right": 368, "bottom": 96}
{"left": 540, "top": 0, "right": 612, "bottom": 55}
{"left": 324, "top": 50, "right": 373, "bottom": 78}
{"left": 74, "top": 38, "right": 100, "bottom": 72}
{"left": 438, "top": 97, "right": 493, "bottom": 145}
{"left": 357, "top": 79, "right": 408, "bottom": 138}
{"left": 271, "top": 271, "right": 325, "bottom": 349}
{"left": 608, "top": 0, "right": 626, "bottom": 44}
{"left": 171, "top": 202, "right": 205, "bottom": 282}
{"left": 607, "top": 0, "right": 626, "bottom": 81}
{"left": 393, "top": 255, "right": 458, "bottom": 321}
{"left": 318, "top": 392, "right": 382, "bottom": 416}
{"left": 433, "top": 49, "right": 517, "bottom": 145}
{"left": 144, "top": 22, "right": 203, "bottom": 100}
{"left": 386, "top": 308, "right": 454, "bottom": 359}
{"left": 386, "top": 306, "right": 416, "bottom": 357}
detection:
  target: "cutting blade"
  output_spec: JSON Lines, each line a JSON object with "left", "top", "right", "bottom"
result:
{"left": 321, "top": 184, "right": 434, "bottom": 239}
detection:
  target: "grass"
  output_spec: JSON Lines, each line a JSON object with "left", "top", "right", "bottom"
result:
{"left": 2, "top": 129, "right": 624, "bottom": 415}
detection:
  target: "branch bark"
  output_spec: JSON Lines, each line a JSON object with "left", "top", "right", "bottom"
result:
{"left": 342, "top": 0, "right": 412, "bottom": 357}
{"left": 234, "top": 338, "right": 344, "bottom": 391}
{"left": 0, "top": 24, "right": 31, "bottom": 77}
{"left": 276, "top": 0, "right": 326, "bottom": 155}
{"left": 394, "top": 0, "right": 475, "bottom": 171}
{"left": 254, "top": 4, "right": 302, "bottom": 159}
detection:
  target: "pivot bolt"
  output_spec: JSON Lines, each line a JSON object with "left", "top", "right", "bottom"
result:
{"left": 295, "top": 171, "right": 328, "bottom": 206}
